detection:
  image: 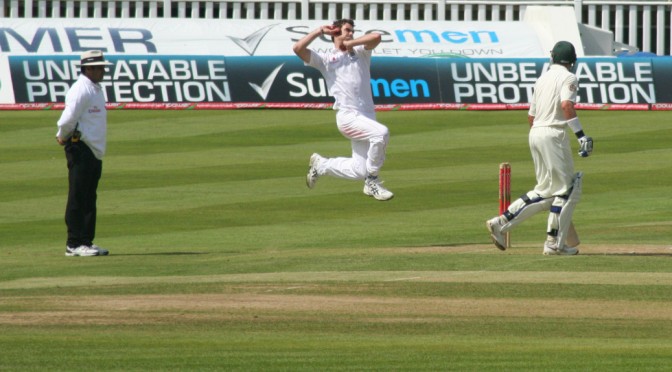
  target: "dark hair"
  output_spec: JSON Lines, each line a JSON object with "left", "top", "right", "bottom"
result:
{"left": 331, "top": 18, "right": 354, "bottom": 41}
{"left": 332, "top": 18, "right": 354, "bottom": 29}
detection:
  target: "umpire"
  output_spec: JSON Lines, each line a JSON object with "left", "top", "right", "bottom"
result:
{"left": 56, "top": 50, "right": 112, "bottom": 257}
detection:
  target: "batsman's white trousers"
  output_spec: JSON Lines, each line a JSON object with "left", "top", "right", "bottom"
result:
{"left": 501, "top": 126, "right": 576, "bottom": 235}
{"left": 529, "top": 125, "right": 575, "bottom": 198}
{"left": 319, "top": 109, "right": 389, "bottom": 180}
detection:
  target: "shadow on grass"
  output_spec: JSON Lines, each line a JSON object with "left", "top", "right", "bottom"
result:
{"left": 581, "top": 253, "right": 672, "bottom": 257}
{"left": 111, "top": 252, "right": 212, "bottom": 256}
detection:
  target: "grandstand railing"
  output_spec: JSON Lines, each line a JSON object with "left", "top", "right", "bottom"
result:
{"left": 1, "top": 0, "right": 670, "bottom": 55}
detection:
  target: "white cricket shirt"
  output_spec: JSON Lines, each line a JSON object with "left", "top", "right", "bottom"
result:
{"left": 56, "top": 74, "right": 108, "bottom": 159}
{"left": 307, "top": 46, "right": 375, "bottom": 113}
{"left": 528, "top": 64, "right": 579, "bottom": 127}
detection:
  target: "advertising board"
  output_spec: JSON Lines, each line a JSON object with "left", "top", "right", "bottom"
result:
{"left": 1, "top": 19, "right": 670, "bottom": 109}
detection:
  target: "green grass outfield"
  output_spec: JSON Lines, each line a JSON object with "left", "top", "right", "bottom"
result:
{"left": 1, "top": 109, "right": 671, "bottom": 371}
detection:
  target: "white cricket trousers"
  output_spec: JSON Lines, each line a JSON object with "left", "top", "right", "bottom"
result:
{"left": 529, "top": 125, "right": 575, "bottom": 198}
{"left": 320, "top": 109, "right": 389, "bottom": 180}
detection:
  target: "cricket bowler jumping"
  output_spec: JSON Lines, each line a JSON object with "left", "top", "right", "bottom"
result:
{"left": 293, "top": 19, "right": 394, "bottom": 201}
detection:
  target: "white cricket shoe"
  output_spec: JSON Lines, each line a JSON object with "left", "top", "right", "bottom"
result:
{"left": 65, "top": 245, "right": 99, "bottom": 257}
{"left": 486, "top": 216, "right": 507, "bottom": 251}
{"left": 306, "top": 153, "right": 323, "bottom": 189}
{"left": 363, "top": 177, "right": 394, "bottom": 201}
{"left": 91, "top": 244, "right": 109, "bottom": 256}
{"left": 543, "top": 239, "right": 579, "bottom": 256}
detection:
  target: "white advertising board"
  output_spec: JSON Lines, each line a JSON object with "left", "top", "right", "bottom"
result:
{"left": 0, "top": 18, "right": 546, "bottom": 58}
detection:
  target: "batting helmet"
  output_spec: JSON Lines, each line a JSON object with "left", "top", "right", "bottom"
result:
{"left": 551, "top": 41, "right": 577, "bottom": 65}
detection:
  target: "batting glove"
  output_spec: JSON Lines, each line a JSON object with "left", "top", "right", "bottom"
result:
{"left": 578, "top": 136, "right": 593, "bottom": 157}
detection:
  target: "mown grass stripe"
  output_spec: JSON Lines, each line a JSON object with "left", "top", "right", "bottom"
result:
{"left": 3, "top": 270, "right": 672, "bottom": 289}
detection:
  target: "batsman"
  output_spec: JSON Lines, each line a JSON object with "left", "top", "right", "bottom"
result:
{"left": 486, "top": 41, "right": 593, "bottom": 255}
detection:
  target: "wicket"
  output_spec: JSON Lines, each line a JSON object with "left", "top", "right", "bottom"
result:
{"left": 498, "top": 163, "right": 511, "bottom": 248}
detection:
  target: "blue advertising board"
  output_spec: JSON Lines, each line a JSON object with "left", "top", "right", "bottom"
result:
{"left": 7, "top": 54, "right": 672, "bottom": 105}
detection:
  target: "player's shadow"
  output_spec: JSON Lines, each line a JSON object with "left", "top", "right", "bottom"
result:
{"left": 581, "top": 252, "right": 672, "bottom": 257}
{"left": 112, "top": 251, "right": 211, "bottom": 256}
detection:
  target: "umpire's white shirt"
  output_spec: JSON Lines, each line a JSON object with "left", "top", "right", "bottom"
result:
{"left": 56, "top": 74, "right": 108, "bottom": 159}
{"left": 306, "top": 46, "right": 375, "bottom": 113}
{"left": 528, "top": 64, "right": 578, "bottom": 127}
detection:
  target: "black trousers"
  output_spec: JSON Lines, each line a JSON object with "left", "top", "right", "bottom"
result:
{"left": 64, "top": 141, "right": 102, "bottom": 248}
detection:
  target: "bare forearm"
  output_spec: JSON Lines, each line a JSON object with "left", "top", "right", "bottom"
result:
{"left": 561, "top": 100, "right": 577, "bottom": 120}
{"left": 344, "top": 32, "right": 381, "bottom": 50}
{"left": 293, "top": 28, "right": 323, "bottom": 63}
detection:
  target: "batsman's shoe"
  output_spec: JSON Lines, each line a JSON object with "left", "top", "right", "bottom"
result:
{"left": 306, "top": 153, "right": 323, "bottom": 189}
{"left": 91, "top": 244, "right": 109, "bottom": 256}
{"left": 486, "top": 216, "right": 507, "bottom": 251}
{"left": 65, "top": 245, "right": 99, "bottom": 257}
{"left": 363, "top": 177, "right": 394, "bottom": 201}
{"left": 543, "top": 241, "right": 579, "bottom": 256}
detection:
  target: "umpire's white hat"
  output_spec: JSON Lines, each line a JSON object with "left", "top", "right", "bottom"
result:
{"left": 80, "top": 50, "right": 113, "bottom": 66}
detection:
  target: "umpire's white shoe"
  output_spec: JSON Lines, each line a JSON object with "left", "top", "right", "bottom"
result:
{"left": 543, "top": 241, "right": 579, "bottom": 256}
{"left": 91, "top": 244, "right": 109, "bottom": 256}
{"left": 65, "top": 245, "right": 99, "bottom": 257}
{"left": 306, "top": 153, "right": 323, "bottom": 189}
{"left": 363, "top": 176, "right": 394, "bottom": 201}
{"left": 486, "top": 216, "right": 507, "bottom": 251}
